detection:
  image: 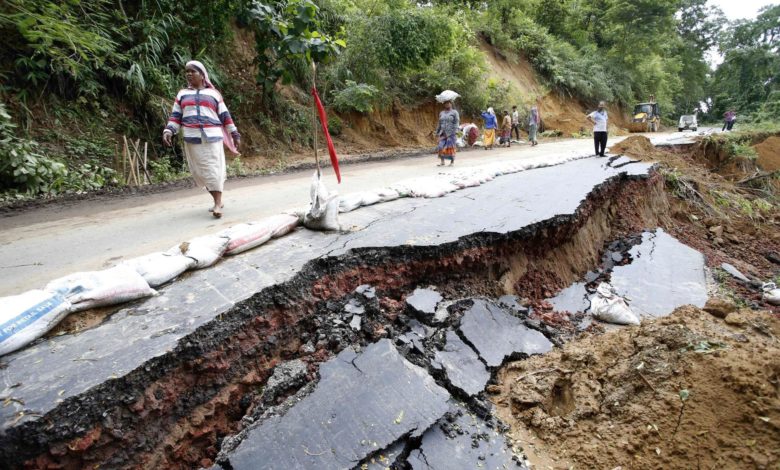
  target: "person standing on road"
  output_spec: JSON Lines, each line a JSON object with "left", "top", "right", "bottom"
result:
{"left": 587, "top": 101, "right": 609, "bottom": 157}
{"left": 436, "top": 100, "right": 460, "bottom": 166}
{"left": 511, "top": 105, "right": 521, "bottom": 141}
{"left": 722, "top": 109, "right": 736, "bottom": 131}
{"left": 501, "top": 110, "right": 512, "bottom": 147}
{"left": 528, "top": 105, "right": 540, "bottom": 146}
{"left": 163, "top": 60, "right": 240, "bottom": 219}
{"left": 481, "top": 107, "right": 497, "bottom": 150}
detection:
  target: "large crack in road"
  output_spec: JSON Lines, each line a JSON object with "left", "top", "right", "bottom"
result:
{"left": 1, "top": 156, "right": 705, "bottom": 469}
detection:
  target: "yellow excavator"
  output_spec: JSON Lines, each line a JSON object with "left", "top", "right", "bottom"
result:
{"left": 628, "top": 102, "right": 661, "bottom": 132}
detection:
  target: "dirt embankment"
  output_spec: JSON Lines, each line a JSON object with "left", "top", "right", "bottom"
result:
{"left": 492, "top": 306, "right": 780, "bottom": 470}
{"left": 610, "top": 134, "right": 780, "bottom": 307}
{"left": 479, "top": 42, "right": 631, "bottom": 136}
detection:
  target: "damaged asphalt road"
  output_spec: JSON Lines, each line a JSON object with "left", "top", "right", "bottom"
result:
{"left": 0, "top": 154, "right": 692, "bottom": 469}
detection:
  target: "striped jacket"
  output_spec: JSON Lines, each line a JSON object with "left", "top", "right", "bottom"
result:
{"left": 165, "top": 87, "right": 238, "bottom": 144}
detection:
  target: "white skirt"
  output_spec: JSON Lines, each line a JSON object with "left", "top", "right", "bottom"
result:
{"left": 183, "top": 140, "right": 226, "bottom": 192}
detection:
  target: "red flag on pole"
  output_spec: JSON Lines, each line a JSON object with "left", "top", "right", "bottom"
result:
{"left": 311, "top": 87, "right": 341, "bottom": 183}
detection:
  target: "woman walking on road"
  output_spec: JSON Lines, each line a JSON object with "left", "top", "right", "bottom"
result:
{"left": 501, "top": 110, "right": 512, "bottom": 147}
{"left": 163, "top": 60, "right": 240, "bottom": 218}
{"left": 436, "top": 100, "right": 460, "bottom": 166}
{"left": 587, "top": 101, "right": 609, "bottom": 157}
{"left": 528, "top": 105, "right": 540, "bottom": 146}
{"left": 481, "top": 107, "right": 497, "bottom": 150}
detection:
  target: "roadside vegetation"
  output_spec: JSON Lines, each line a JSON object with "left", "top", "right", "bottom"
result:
{"left": 0, "top": 0, "right": 778, "bottom": 201}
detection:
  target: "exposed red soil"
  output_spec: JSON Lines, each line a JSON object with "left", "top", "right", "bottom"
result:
{"left": 492, "top": 306, "right": 780, "bottom": 470}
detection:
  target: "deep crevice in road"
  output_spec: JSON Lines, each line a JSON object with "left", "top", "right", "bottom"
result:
{"left": 3, "top": 170, "right": 671, "bottom": 469}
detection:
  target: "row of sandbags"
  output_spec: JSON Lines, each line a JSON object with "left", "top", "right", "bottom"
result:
{"left": 336, "top": 154, "right": 590, "bottom": 213}
{"left": 0, "top": 214, "right": 300, "bottom": 356}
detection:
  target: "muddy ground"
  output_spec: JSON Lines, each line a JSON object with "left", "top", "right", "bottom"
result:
{"left": 492, "top": 306, "right": 780, "bottom": 470}
{"left": 486, "top": 134, "right": 780, "bottom": 470}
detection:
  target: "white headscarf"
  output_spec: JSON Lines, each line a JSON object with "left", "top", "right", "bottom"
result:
{"left": 186, "top": 60, "right": 214, "bottom": 88}
{"left": 487, "top": 107, "right": 495, "bottom": 116}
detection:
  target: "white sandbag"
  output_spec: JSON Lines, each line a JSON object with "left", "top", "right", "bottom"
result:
{"left": 763, "top": 282, "right": 780, "bottom": 306}
{"left": 406, "top": 177, "right": 459, "bottom": 198}
{"left": 46, "top": 265, "right": 156, "bottom": 312}
{"left": 376, "top": 188, "right": 400, "bottom": 202}
{"left": 266, "top": 213, "right": 300, "bottom": 238}
{"left": 339, "top": 193, "right": 364, "bottom": 213}
{"left": 361, "top": 191, "right": 382, "bottom": 206}
{"left": 303, "top": 172, "right": 340, "bottom": 231}
{"left": 389, "top": 181, "right": 414, "bottom": 197}
{"left": 121, "top": 252, "right": 195, "bottom": 287}
{"left": 0, "top": 290, "right": 72, "bottom": 356}
{"left": 220, "top": 223, "right": 273, "bottom": 255}
{"left": 169, "top": 235, "right": 230, "bottom": 268}
{"left": 456, "top": 137, "right": 466, "bottom": 148}
{"left": 435, "top": 90, "right": 460, "bottom": 103}
{"left": 590, "top": 283, "right": 640, "bottom": 325}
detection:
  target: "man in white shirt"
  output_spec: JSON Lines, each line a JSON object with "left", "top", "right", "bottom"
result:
{"left": 587, "top": 101, "right": 609, "bottom": 156}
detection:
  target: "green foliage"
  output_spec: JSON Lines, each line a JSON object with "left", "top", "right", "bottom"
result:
{"left": 246, "top": 0, "right": 345, "bottom": 95}
{"left": 149, "top": 156, "right": 187, "bottom": 184}
{"left": 0, "top": 103, "right": 67, "bottom": 195}
{"left": 332, "top": 81, "right": 380, "bottom": 113}
{"left": 708, "top": 5, "right": 780, "bottom": 118}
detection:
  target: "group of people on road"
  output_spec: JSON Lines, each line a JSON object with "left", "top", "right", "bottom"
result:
{"left": 434, "top": 101, "right": 543, "bottom": 164}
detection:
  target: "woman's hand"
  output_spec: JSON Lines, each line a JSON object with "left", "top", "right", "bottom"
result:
{"left": 162, "top": 131, "right": 172, "bottom": 147}
{"left": 233, "top": 135, "right": 241, "bottom": 152}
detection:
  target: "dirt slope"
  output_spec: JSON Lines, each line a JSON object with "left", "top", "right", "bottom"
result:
{"left": 492, "top": 306, "right": 780, "bottom": 470}
{"left": 480, "top": 42, "right": 630, "bottom": 135}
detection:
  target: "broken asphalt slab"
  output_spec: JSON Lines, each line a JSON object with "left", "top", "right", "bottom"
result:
{"left": 220, "top": 339, "right": 449, "bottom": 470}
{"left": 610, "top": 228, "right": 707, "bottom": 318}
{"left": 435, "top": 330, "right": 491, "bottom": 397}
{"left": 459, "top": 300, "right": 553, "bottom": 368}
{"left": 407, "top": 401, "right": 527, "bottom": 470}
{"left": 0, "top": 156, "right": 652, "bottom": 438}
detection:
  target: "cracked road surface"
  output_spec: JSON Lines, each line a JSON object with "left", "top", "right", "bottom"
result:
{"left": 0, "top": 133, "right": 681, "bottom": 296}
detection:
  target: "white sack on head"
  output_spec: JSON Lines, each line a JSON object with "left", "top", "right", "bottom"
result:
{"left": 121, "top": 252, "right": 195, "bottom": 287}
{"left": 46, "top": 265, "right": 156, "bottom": 312}
{"left": 436, "top": 90, "right": 460, "bottom": 103}
{"left": 0, "top": 290, "right": 72, "bottom": 356}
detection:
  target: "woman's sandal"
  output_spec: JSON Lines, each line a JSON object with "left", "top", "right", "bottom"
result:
{"left": 208, "top": 204, "right": 225, "bottom": 213}
{"left": 212, "top": 208, "right": 223, "bottom": 218}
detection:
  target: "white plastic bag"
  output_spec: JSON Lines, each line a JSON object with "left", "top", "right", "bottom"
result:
{"left": 339, "top": 193, "right": 364, "bottom": 213}
{"left": 0, "top": 290, "right": 72, "bottom": 356}
{"left": 46, "top": 265, "right": 157, "bottom": 312}
{"left": 590, "top": 282, "right": 640, "bottom": 325}
{"left": 763, "top": 282, "right": 780, "bottom": 306}
{"left": 169, "top": 235, "right": 230, "bottom": 268}
{"left": 303, "top": 172, "right": 340, "bottom": 231}
{"left": 121, "top": 252, "right": 195, "bottom": 287}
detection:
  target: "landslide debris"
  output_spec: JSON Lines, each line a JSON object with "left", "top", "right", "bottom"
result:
{"left": 492, "top": 305, "right": 780, "bottom": 470}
